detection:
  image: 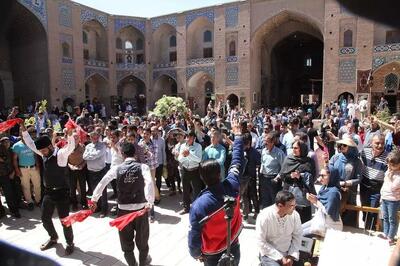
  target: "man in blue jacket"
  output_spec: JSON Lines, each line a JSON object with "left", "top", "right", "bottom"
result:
{"left": 188, "top": 120, "right": 244, "bottom": 266}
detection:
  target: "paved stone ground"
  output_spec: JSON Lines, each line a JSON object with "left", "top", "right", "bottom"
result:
{"left": 0, "top": 186, "right": 260, "bottom": 266}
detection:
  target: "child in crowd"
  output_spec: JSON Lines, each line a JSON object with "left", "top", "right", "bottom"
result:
{"left": 381, "top": 150, "right": 400, "bottom": 244}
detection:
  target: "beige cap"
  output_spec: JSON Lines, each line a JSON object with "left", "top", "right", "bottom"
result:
{"left": 336, "top": 137, "right": 357, "bottom": 147}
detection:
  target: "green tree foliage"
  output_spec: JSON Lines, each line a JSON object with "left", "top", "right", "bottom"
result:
{"left": 375, "top": 107, "right": 391, "bottom": 123}
{"left": 150, "top": 96, "right": 188, "bottom": 117}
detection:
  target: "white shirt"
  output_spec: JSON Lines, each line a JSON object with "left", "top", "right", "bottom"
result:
{"left": 359, "top": 99, "right": 368, "bottom": 112}
{"left": 92, "top": 158, "right": 155, "bottom": 210}
{"left": 256, "top": 205, "right": 302, "bottom": 261}
{"left": 110, "top": 140, "right": 124, "bottom": 167}
{"left": 22, "top": 131, "right": 75, "bottom": 167}
{"left": 177, "top": 141, "right": 202, "bottom": 170}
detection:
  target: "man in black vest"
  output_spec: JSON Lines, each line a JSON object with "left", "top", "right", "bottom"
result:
{"left": 91, "top": 142, "right": 154, "bottom": 266}
{"left": 21, "top": 123, "right": 76, "bottom": 255}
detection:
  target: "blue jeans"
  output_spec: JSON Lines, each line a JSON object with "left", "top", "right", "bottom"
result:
{"left": 360, "top": 183, "right": 381, "bottom": 230}
{"left": 381, "top": 199, "right": 400, "bottom": 240}
{"left": 203, "top": 242, "right": 240, "bottom": 266}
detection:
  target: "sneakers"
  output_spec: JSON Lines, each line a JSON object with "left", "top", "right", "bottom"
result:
{"left": 65, "top": 244, "right": 75, "bottom": 255}
{"left": 40, "top": 238, "right": 58, "bottom": 251}
{"left": 110, "top": 206, "right": 118, "bottom": 216}
{"left": 99, "top": 213, "right": 107, "bottom": 218}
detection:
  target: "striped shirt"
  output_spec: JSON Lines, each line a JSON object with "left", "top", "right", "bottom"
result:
{"left": 361, "top": 148, "right": 388, "bottom": 182}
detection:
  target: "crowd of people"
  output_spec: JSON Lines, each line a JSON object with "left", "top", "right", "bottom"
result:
{"left": 0, "top": 96, "right": 399, "bottom": 266}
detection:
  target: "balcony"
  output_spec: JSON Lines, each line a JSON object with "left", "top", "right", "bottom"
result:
{"left": 374, "top": 43, "right": 400, "bottom": 53}
{"left": 84, "top": 59, "right": 108, "bottom": 68}
{"left": 154, "top": 62, "right": 177, "bottom": 69}
{"left": 116, "top": 63, "right": 146, "bottom": 69}
{"left": 187, "top": 57, "right": 214, "bottom": 66}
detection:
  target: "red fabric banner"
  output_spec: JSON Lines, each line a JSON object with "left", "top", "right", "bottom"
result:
{"left": 109, "top": 209, "right": 148, "bottom": 231}
{"left": 65, "top": 118, "right": 88, "bottom": 143}
{"left": 0, "top": 118, "right": 23, "bottom": 133}
{"left": 61, "top": 209, "right": 93, "bottom": 227}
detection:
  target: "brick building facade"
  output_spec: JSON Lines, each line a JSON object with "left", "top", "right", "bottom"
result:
{"left": 1, "top": 0, "right": 400, "bottom": 115}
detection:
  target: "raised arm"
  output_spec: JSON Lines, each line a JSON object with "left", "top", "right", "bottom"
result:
{"left": 225, "top": 120, "right": 244, "bottom": 191}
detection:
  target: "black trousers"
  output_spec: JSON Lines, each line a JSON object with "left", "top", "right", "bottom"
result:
{"left": 88, "top": 169, "right": 108, "bottom": 213}
{"left": 168, "top": 163, "right": 181, "bottom": 191}
{"left": 69, "top": 168, "right": 87, "bottom": 207}
{"left": 41, "top": 188, "right": 73, "bottom": 245}
{"left": 0, "top": 175, "right": 19, "bottom": 213}
{"left": 118, "top": 209, "right": 149, "bottom": 266}
{"left": 247, "top": 176, "right": 260, "bottom": 213}
{"left": 182, "top": 168, "right": 203, "bottom": 210}
{"left": 155, "top": 164, "right": 163, "bottom": 193}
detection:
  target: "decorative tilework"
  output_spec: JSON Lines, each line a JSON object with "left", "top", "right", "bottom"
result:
{"left": 81, "top": 9, "right": 108, "bottom": 28}
{"left": 18, "top": 0, "right": 48, "bottom": 29}
{"left": 339, "top": 47, "right": 356, "bottom": 55}
{"left": 226, "top": 56, "right": 238, "bottom": 63}
{"left": 374, "top": 43, "right": 400, "bottom": 53}
{"left": 116, "top": 70, "right": 146, "bottom": 83}
{"left": 373, "top": 56, "right": 386, "bottom": 70}
{"left": 151, "top": 16, "right": 177, "bottom": 31}
{"left": 154, "top": 62, "right": 177, "bottom": 69}
{"left": 186, "top": 66, "right": 215, "bottom": 80}
{"left": 226, "top": 64, "right": 239, "bottom": 86}
{"left": 84, "top": 59, "right": 108, "bottom": 68}
{"left": 62, "top": 57, "right": 73, "bottom": 64}
{"left": 117, "top": 63, "right": 146, "bottom": 70}
{"left": 85, "top": 67, "right": 109, "bottom": 80}
{"left": 225, "top": 6, "right": 239, "bottom": 28}
{"left": 187, "top": 58, "right": 214, "bottom": 65}
{"left": 186, "top": 9, "right": 214, "bottom": 27}
{"left": 62, "top": 68, "right": 74, "bottom": 90}
{"left": 59, "top": 3, "right": 72, "bottom": 27}
{"left": 372, "top": 54, "right": 400, "bottom": 70}
{"left": 338, "top": 59, "right": 356, "bottom": 83}
{"left": 115, "top": 18, "right": 146, "bottom": 34}
{"left": 153, "top": 69, "right": 177, "bottom": 81}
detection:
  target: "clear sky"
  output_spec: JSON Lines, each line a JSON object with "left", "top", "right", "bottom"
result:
{"left": 72, "top": 0, "right": 238, "bottom": 17}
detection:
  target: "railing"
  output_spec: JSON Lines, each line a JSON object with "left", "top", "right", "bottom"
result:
{"left": 373, "top": 43, "right": 400, "bottom": 53}
{"left": 84, "top": 59, "right": 108, "bottom": 68}
{"left": 187, "top": 57, "right": 214, "bottom": 65}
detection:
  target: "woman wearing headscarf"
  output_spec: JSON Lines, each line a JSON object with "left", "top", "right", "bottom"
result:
{"left": 302, "top": 167, "right": 343, "bottom": 237}
{"left": 278, "top": 139, "right": 316, "bottom": 223}
{"left": 329, "top": 138, "right": 363, "bottom": 227}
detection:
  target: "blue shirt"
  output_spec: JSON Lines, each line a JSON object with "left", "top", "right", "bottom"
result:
{"left": 260, "top": 146, "right": 285, "bottom": 176}
{"left": 12, "top": 141, "right": 36, "bottom": 167}
{"left": 203, "top": 143, "right": 226, "bottom": 180}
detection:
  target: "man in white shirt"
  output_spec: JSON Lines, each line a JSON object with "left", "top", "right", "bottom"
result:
{"left": 358, "top": 97, "right": 368, "bottom": 121}
{"left": 256, "top": 191, "right": 302, "bottom": 266}
{"left": 178, "top": 131, "right": 203, "bottom": 214}
{"left": 91, "top": 142, "right": 154, "bottom": 266}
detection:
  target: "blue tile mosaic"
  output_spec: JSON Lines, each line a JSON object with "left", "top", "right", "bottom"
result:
{"left": 151, "top": 16, "right": 177, "bottom": 31}
{"left": 186, "top": 66, "right": 215, "bottom": 80}
{"left": 116, "top": 70, "right": 146, "bottom": 83}
{"left": 62, "top": 68, "right": 74, "bottom": 90}
{"left": 18, "top": 0, "right": 48, "bottom": 29}
{"left": 338, "top": 59, "right": 356, "bottom": 83}
{"left": 225, "top": 6, "right": 239, "bottom": 28}
{"left": 85, "top": 67, "right": 109, "bottom": 80}
{"left": 226, "top": 64, "right": 239, "bottom": 86}
{"left": 59, "top": 3, "right": 72, "bottom": 28}
{"left": 115, "top": 18, "right": 146, "bottom": 34}
{"left": 81, "top": 9, "right": 108, "bottom": 28}
{"left": 186, "top": 9, "right": 214, "bottom": 28}
{"left": 153, "top": 69, "right": 177, "bottom": 81}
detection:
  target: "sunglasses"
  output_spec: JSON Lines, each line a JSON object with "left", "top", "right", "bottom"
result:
{"left": 338, "top": 144, "right": 348, "bottom": 148}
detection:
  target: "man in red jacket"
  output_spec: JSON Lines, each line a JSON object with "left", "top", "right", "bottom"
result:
{"left": 188, "top": 120, "right": 244, "bottom": 266}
